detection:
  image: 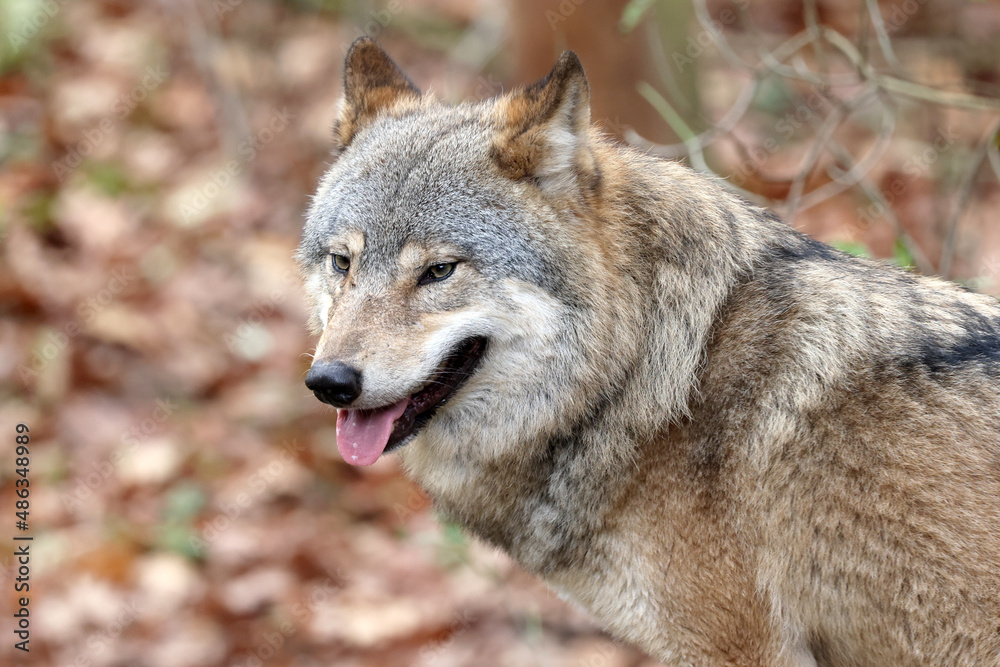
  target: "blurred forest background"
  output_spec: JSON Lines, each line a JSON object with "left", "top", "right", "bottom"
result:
{"left": 2, "top": 0, "right": 999, "bottom": 665}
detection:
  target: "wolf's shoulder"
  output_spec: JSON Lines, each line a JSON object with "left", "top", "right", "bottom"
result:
{"left": 745, "top": 228, "right": 1000, "bottom": 383}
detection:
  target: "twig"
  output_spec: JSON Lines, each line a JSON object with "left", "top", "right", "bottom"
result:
{"left": 821, "top": 28, "right": 1000, "bottom": 112}
{"left": 803, "top": 0, "right": 828, "bottom": 73}
{"left": 988, "top": 134, "right": 1000, "bottom": 182}
{"left": 165, "top": 0, "right": 251, "bottom": 157}
{"left": 794, "top": 89, "right": 896, "bottom": 213}
{"left": 643, "top": 19, "right": 702, "bottom": 124}
{"left": 719, "top": 134, "right": 783, "bottom": 203}
{"left": 628, "top": 74, "right": 760, "bottom": 159}
{"left": 692, "top": 0, "right": 748, "bottom": 70}
{"left": 863, "top": 0, "right": 903, "bottom": 75}
{"left": 701, "top": 11, "right": 1000, "bottom": 111}
{"left": 635, "top": 83, "right": 710, "bottom": 174}
{"left": 632, "top": 0, "right": 999, "bottom": 280}
{"left": 736, "top": 21, "right": 862, "bottom": 87}
{"left": 783, "top": 102, "right": 846, "bottom": 224}
{"left": 824, "top": 139, "right": 935, "bottom": 275}
{"left": 939, "top": 117, "right": 1000, "bottom": 279}
{"left": 631, "top": 83, "right": 771, "bottom": 205}
{"left": 856, "top": 0, "right": 871, "bottom": 63}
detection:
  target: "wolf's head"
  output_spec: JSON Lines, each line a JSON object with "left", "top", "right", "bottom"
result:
{"left": 298, "top": 38, "right": 720, "bottom": 490}
{"left": 298, "top": 38, "right": 633, "bottom": 472}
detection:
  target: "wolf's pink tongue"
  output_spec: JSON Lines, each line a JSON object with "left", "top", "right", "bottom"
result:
{"left": 336, "top": 398, "right": 410, "bottom": 466}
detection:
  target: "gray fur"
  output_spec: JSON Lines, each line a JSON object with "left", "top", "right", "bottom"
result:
{"left": 301, "top": 108, "right": 569, "bottom": 293}
{"left": 300, "top": 40, "right": 1000, "bottom": 665}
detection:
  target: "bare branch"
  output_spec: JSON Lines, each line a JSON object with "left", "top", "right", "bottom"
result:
{"left": 939, "top": 117, "right": 1000, "bottom": 279}
{"left": 692, "top": 0, "right": 748, "bottom": 69}
{"left": 784, "top": 101, "right": 847, "bottom": 224}
{"left": 628, "top": 74, "right": 760, "bottom": 159}
{"left": 988, "top": 135, "right": 1000, "bottom": 182}
{"left": 803, "top": 0, "right": 829, "bottom": 72}
{"left": 794, "top": 91, "right": 896, "bottom": 214}
{"left": 824, "top": 139, "right": 936, "bottom": 276}
{"left": 633, "top": 0, "right": 999, "bottom": 282}
{"left": 821, "top": 28, "right": 1000, "bottom": 112}
{"left": 162, "top": 0, "right": 252, "bottom": 157}
{"left": 864, "top": 0, "right": 903, "bottom": 74}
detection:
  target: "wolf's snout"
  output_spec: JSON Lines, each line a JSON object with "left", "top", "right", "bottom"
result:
{"left": 305, "top": 361, "right": 363, "bottom": 407}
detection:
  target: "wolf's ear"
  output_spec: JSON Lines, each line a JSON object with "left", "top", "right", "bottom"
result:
{"left": 333, "top": 37, "right": 421, "bottom": 152}
{"left": 493, "top": 51, "right": 595, "bottom": 195}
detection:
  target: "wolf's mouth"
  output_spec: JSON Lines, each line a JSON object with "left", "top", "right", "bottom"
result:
{"left": 335, "top": 337, "right": 487, "bottom": 466}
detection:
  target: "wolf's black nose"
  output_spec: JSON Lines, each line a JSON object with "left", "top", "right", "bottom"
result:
{"left": 305, "top": 361, "right": 363, "bottom": 407}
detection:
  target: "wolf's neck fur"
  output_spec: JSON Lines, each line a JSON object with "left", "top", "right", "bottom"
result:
{"left": 404, "top": 136, "right": 1000, "bottom": 662}
{"left": 413, "top": 142, "right": 795, "bottom": 573}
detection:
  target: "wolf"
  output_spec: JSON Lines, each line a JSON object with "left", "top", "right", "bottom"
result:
{"left": 298, "top": 37, "right": 1000, "bottom": 665}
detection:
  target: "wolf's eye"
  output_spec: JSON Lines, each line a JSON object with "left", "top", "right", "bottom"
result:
{"left": 330, "top": 254, "right": 350, "bottom": 273}
{"left": 419, "top": 262, "right": 456, "bottom": 285}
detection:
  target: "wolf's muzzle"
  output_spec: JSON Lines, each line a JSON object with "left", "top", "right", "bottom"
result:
{"left": 305, "top": 361, "right": 363, "bottom": 407}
